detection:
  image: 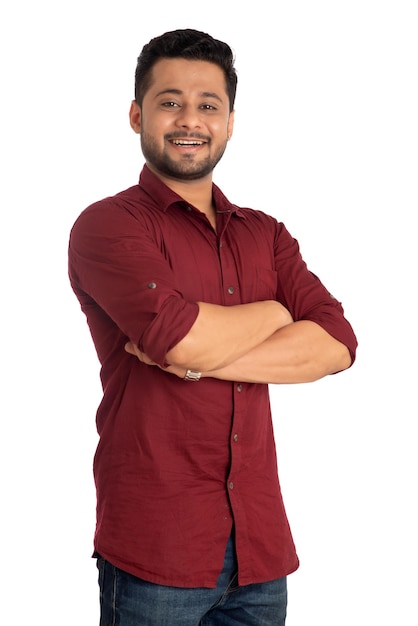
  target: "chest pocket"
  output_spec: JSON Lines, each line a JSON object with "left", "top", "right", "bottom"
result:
{"left": 240, "top": 266, "right": 278, "bottom": 303}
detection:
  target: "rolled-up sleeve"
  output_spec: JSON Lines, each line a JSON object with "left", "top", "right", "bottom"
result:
{"left": 68, "top": 200, "right": 199, "bottom": 367}
{"left": 274, "top": 223, "right": 358, "bottom": 364}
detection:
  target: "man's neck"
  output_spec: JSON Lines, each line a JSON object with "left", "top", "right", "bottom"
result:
{"left": 147, "top": 164, "right": 216, "bottom": 227}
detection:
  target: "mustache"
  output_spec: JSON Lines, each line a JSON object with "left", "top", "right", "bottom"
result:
{"left": 165, "top": 132, "right": 210, "bottom": 142}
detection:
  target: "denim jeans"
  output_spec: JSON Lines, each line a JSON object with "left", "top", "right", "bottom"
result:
{"left": 96, "top": 535, "right": 287, "bottom": 625}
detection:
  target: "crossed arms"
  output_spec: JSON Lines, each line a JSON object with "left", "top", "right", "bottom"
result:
{"left": 69, "top": 198, "right": 356, "bottom": 385}
{"left": 126, "top": 299, "right": 353, "bottom": 384}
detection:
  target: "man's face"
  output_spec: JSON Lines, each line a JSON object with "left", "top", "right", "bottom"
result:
{"left": 130, "top": 58, "right": 234, "bottom": 181}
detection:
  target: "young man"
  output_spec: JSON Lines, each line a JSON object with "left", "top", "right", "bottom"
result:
{"left": 68, "top": 29, "right": 357, "bottom": 626}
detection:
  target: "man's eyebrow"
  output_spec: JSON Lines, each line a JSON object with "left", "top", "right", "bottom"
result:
{"left": 155, "top": 88, "right": 224, "bottom": 103}
{"left": 155, "top": 88, "right": 183, "bottom": 98}
{"left": 201, "top": 91, "right": 224, "bottom": 103}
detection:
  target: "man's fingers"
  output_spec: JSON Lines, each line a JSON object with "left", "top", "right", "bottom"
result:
{"left": 124, "top": 342, "right": 157, "bottom": 366}
{"left": 125, "top": 341, "right": 137, "bottom": 355}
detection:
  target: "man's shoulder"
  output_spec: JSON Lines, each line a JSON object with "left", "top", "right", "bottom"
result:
{"left": 233, "top": 203, "right": 283, "bottom": 229}
{"left": 90, "top": 183, "right": 144, "bottom": 211}
{"left": 70, "top": 185, "right": 155, "bottom": 248}
{"left": 73, "top": 183, "right": 150, "bottom": 224}
{"left": 213, "top": 185, "right": 282, "bottom": 228}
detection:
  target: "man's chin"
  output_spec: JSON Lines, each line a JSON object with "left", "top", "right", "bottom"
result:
{"left": 158, "top": 161, "right": 215, "bottom": 181}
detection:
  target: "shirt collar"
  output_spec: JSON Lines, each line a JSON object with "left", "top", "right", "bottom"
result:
{"left": 138, "top": 164, "right": 246, "bottom": 218}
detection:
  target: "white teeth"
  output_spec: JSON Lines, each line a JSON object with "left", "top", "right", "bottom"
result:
{"left": 172, "top": 140, "right": 203, "bottom": 146}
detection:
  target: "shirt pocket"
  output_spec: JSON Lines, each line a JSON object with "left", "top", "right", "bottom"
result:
{"left": 242, "top": 267, "right": 278, "bottom": 302}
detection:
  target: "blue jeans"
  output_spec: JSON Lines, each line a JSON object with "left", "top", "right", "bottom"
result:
{"left": 96, "top": 535, "right": 287, "bottom": 625}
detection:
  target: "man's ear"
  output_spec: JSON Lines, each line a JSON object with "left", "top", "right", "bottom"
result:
{"left": 227, "top": 109, "right": 235, "bottom": 141}
{"left": 129, "top": 101, "right": 141, "bottom": 134}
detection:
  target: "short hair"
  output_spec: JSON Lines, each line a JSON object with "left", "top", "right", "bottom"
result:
{"left": 134, "top": 29, "right": 237, "bottom": 112}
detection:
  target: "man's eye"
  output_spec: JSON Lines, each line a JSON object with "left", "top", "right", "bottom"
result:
{"left": 201, "top": 104, "right": 216, "bottom": 110}
{"left": 162, "top": 101, "right": 179, "bottom": 108}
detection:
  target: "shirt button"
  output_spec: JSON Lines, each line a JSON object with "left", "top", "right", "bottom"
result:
{"left": 229, "top": 481, "right": 234, "bottom": 490}
{"left": 233, "top": 434, "right": 238, "bottom": 442}
{"left": 237, "top": 384, "right": 243, "bottom": 392}
{"left": 148, "top": 282, "right": 157, "bottom": 289}
{"left": 227, "top": 286, "right": 235, "bottom": 294}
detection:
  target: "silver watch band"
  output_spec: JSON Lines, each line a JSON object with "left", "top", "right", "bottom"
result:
{"left": 183, "top": 369, "right": 202, "bottom": 382}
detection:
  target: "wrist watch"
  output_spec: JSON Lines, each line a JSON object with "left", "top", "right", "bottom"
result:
{"left": 183, "top": 369, "right": 202, "bottom": 382}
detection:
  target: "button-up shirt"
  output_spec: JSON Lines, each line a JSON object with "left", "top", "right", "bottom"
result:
{"left": 68, "top": 165, "right": 357, "bottom": 588}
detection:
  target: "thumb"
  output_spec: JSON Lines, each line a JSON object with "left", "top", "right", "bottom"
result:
{"left": 124, "top": 341, "right": 137, "bottom": 355}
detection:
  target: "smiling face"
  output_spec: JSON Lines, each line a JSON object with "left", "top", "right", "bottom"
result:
{"left": 129, "top": 58, "right": 234, "bottom": 182}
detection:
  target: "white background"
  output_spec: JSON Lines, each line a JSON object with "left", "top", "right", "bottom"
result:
{"left": 1, "top": 1, "right": 417, "bottom": 624}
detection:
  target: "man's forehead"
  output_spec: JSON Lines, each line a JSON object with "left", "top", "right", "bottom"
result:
{"left": 149, "top": 58, "right": 227, "bottom": 90}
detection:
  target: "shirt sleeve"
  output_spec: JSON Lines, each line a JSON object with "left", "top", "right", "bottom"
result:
{"left": 68, "top": 199, "right": 199, "bottom": 367}
{"left": 274, "top": 222, "right": 358, "bottom": 364}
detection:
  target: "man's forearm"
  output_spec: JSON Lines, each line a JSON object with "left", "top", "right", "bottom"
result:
{"left": 201, "top": 320, "right": 352, "bottom": 384}
{"left": 166, "top": 300, "right": 293, "bottom": 371}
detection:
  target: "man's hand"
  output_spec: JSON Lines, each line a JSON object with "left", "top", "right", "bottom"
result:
{"left": 125, "top": 342, "right": 186, "bottom": 378}
{"left": 125, "top": 342, "right": 157, "bottom": 365}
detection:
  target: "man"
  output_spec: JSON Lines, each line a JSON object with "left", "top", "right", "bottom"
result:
{"left": 68, "top": 28, "right": 357, "bottom": 626}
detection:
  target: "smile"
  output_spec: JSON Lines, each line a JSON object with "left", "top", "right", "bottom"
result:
{"left": 170, "top": 139, "right": 205, "bottom": 146}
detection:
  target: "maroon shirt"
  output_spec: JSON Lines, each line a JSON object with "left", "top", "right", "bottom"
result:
{"left": 68, "top": 165, "right": 357, "bottom": 587}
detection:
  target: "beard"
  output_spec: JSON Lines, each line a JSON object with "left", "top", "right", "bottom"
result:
{"left": 140, "top": 131, "right": 227, "bottom": 181}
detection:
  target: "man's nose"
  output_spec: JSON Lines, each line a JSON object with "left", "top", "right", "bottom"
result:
{"left": 174, "top": 105, "right": 202, "bottom": 130}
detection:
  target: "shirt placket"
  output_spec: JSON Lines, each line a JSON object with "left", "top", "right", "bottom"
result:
{"left": 217, "top": 216, "right": 252, "bottom": 580}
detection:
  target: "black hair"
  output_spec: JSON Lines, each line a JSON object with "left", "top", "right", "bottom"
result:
{"left": 134, "top": 29, "right": 237, "bottom": 112}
